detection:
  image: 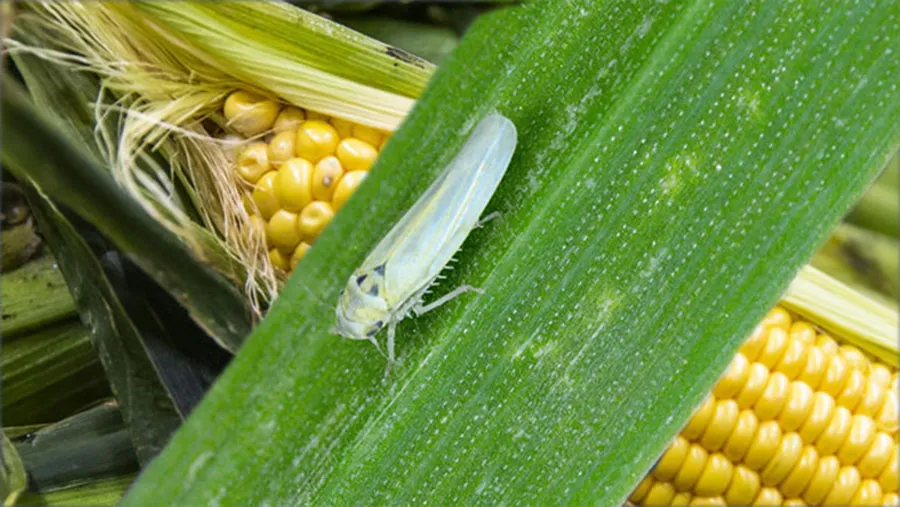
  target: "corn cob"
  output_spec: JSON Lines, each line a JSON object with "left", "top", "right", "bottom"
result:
{"left": 629, "top": 306, "right": 899, "bottom": 506}
{"left": 222, "top": 90, "right": 390, "bottom": 274}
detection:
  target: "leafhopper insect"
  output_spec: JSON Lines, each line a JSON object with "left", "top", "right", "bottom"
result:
{"left": 332, "top": 112, "right": 518, "bottom": 365}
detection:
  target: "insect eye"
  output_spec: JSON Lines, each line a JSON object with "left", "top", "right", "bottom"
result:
{"left": 368, "top": 284, "right": 379, "bottom": 296}
{"left": 355, "top": 273, "right": 368, "bottom": 286}
{"left": 373, "top": 263, "right": 386, "bottom": 276}
{"left": 374, "top": 320, "right": 383, "bottom": 329}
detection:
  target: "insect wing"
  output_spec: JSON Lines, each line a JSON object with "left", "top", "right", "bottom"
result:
{"left": 361, "top": 113, "right": 518, "bottom": 306}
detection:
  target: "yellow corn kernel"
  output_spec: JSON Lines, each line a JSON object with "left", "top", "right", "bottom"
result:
{"left": 654, "top": 435, "right": 690, "bottom": 482}
{"left": 722, "top": 410, "right": 759, "bottom": 462}
{"left": 789, "top": 321, "right": 817, "bottom": 345}
{"left": 268, "top": 248, "right": 290, "bottom": 271}
{"left": 312, "top": 156, "right": 345, "bottom": 201}
{"left": 817, "top": 333, "right": 840, "bottom": 359}
{"left": 823, "top": 466, "right": 862, "bottom": 505}
{"left": 643, "top": 481, "right": 676, "bottom": 505}
{"left": 251, "top": 171, "right": 280, "bottom": 220}
{"left": 801, "top": 454, "right": 841, "bottom": 503}
{"left": 237, "top": 142, "right": 271, "bottom": 184}
{"left": 352, "top": 124, "right": 384, "bottom": 147}
{"left": 274, "top": 158, "right": 314, "bottom": 212}
{"left": 783, "top": 499, "right": 806, "bottom": 506}
{"left": 693, "top": 453, "right": 732, "bottom": 496}
{"left": 713, "top": 353, "right": 750, "bottom": 399}
{"left": 857, "top": 432, "right": 894, "bottom": 478}
{"left": 671, "top": 492, "right": 692, "bottom": 505}
{"left": 856, "top": 378, "right": 887, "bottom": 417}
{"left": 779, "top": 445, "right": 818, "bottom": 498}
{"left": 735, "top": 363, "right": 770, "bottom": 409}
{"left": 815, "top": 405, "right": 852, "bottom": 455}
{"left": 331, "top": 171, "right": 367, "bottom": 211}
{"left": 268, "top": 131, "right": 296, "bottom": 167}
{"left": 775, "top": 335, "right": 809, "bottom": 379}
{"left": 673, "top": 444, "right": 708, "bottom": 492}
{"left": 871, "top": 364, "right": 893, "bottom": 387}
{"left": 297, "top": 201, "right": 334, "bottom": 241}
{"left": 689, "top": 496, "right": 724, "bottom": 506}
{"left": 743, "top": 420, "right": 781, "bottom": 470}
{"left": 762, "top": 306, "right": 791, "bottom": 331}
{"left": 290, "top": 242, "right": 311, "bottom": 270}
{"left": 778, "top": 381, "right": 814, "bottom": 431}
{"left": 330, "top": 117, "right": 354, "bottom": 138}
{"left": 875, "top": 387, "right": 898, "bottom": 432}
{"left": 752, "top": 487, "right": 782, "bottom": 505}
{"left": 879, "top": 446, "right": 898, "bottom": 492}
{"left": 629, "top": 476, "right": 653, "bottom": 503}
{"left": 224, "top": 90, "right": 280, "bottom": 137}
{"left": 336, "top": 138, "right": 378, "bottom": 172}
{"left": 295, "top": 120, "right": 339, "bottom": 163}
{"left": 723, "top": 465, "right": 759, "bottom": 504}
{"left": 757, "top": 327, "right": 789, "bottom": 369}
{"left": 883, "top": 492, "right": 900, "bottom": 505}
{"left": 265, "top": 210, "right": 301, "bottom": 251}
{"left": 798, "top": 392, "right": 835, "bottom": 443}
{"left": 840, "top": 345, "right": 871, "bottom": 373}
{"left": 682, "top": 396, "right": 717, "bottom": 441}
{"left": 797, "top": 346, "right": 827, "bottom": 389}
{"left": 753, "top": 371, "right": 790, "bottom": 420}
{"left": 837, "top": 369, "right": 867, "bottom": 411}
{"left": 740, "top": 325, "right": 768, "bottom": 361}
{"left": 759, "top": 432, "right": 802, "bottom": 485}
{"left": 273, "top": 107, "right": 306, "bottom": 133}
{"left": 851, "top": 479, "right": 884, "bottom": 505}
{"left": 820, "top": 354, "right": 852, "bottom": 397}
{"left": 837, "top": 414, "right": 877, "bottom": 465}
{"left": 699, "top": 399, "right": 739, "bottom": 451}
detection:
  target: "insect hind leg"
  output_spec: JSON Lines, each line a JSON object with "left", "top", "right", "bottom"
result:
{"left": 413, "top": 285, "right": 485, "bottom": 316}
{"left": 476, "top": 211, "right": 501, "bottom": 228}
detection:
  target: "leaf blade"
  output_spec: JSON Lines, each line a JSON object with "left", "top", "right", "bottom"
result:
{"left": 125, "top": 0, "right": 900, "bottom": 504}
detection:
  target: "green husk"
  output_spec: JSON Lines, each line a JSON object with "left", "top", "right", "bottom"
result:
{"left": 13, "top": 402, "right": 139, "bottom": 493}
{"left": 16, "top": 474, "right": 136, "bottom": 506}
{"left": 2, "top": 433, "right": 27, "bottom": 507}
{"left": 2, "top": 319, "right": 109, "bottom": 426}
{"left": 784, "top": 266, "right": 899, "bottom": 367}
{"left": 1, "top": 256, "right": 76, "bottom": 338}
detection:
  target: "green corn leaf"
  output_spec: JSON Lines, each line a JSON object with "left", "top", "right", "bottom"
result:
{"left": 115, "top": 0, "right": 900, "bottom": 504}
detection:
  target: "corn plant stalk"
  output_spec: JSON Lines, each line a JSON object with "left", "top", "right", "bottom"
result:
{"left": 125, "top": 1, "right": 900, "bottom": 504}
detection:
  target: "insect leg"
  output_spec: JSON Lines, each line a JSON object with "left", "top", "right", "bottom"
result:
{"left": 384, "top": 321, "right": 397, "bottom": 376}
{"left": 413, "top": 285, "right": 485, "bottom": 316}
{"left": 476, "top": 211, "right": 501, "bottom": 228}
